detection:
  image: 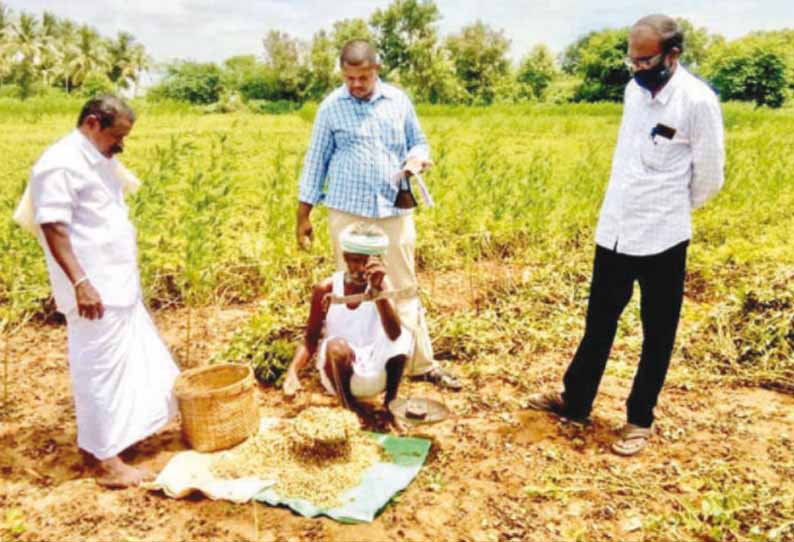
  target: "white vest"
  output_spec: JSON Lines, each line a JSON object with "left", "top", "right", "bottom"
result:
{"left": 325, "top": 271, "right": 384, "bottom": 350}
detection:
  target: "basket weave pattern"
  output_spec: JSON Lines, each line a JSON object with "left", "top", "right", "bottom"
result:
{"left": 174, "top": 364, "right": 258, "bottom": 452}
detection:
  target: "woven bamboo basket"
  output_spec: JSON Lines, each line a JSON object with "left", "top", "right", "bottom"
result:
{"left": 173, "top": 363, "right": 258, "bottom": 452}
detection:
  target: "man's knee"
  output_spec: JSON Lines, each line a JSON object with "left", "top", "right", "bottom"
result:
{"left": 326, "top": 338, "right": 353, "bottom": 363}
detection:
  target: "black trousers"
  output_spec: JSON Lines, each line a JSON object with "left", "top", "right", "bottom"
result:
{"left": 562, "top": 240, "right": 689, "bottom": 428}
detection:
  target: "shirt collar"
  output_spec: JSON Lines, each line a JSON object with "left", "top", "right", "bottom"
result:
{"left": 642, "top": 64, "right": 683, "bottom": 105}
{"left": 342, "top": 79, "right": 392, "bottom": 103}
{"left": 73, "top": 129, "right": 109, "bottom": 166}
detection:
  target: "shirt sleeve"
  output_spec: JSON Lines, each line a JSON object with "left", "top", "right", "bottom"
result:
{"left": 404, "top": 99, "right": 430, "bottom": 162}
{"left": 298, "top": 105, "right": 335, "bottom": 206}
{"left": 609, "top": 86, "right": 633, "bottom": 178}
{"left": 689, "top": 96, "right": 725, "bottom": 209}
{"left": 30, "top": 168, "right": 78, "bottom": 225}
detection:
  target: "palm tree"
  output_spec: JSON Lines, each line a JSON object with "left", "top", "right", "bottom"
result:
{"left": 0, "top": 2, "right": 11, "bottom": 38}
{"left": 107, "top": 31, "right": 148, "bottom": 89}
{"left": 10, "top": 12, "right": 43, "bottom": 97}
{"left": 37, "top": 11, "right": 62, "bottom": 87}
{"left": 55, "top": 18, "right": 79, "bottom": 92}
{"left": 127, "top": 42, "right": 149, "bottom": 96}
{"left": 0, "top": 3, "right": 12, "bottom": 83}
{"left": 11, "top": 13, "right": 41, "bottom": 63}
{"left": 67, "top": 24, "right": 109, "bottom": 89}
{"left": 0, "top": 6, "right": 146, "bottom": 94}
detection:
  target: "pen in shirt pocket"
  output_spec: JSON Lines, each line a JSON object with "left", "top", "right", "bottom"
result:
{"left": 651, "top": 123, "right": 690, "bottom": 144}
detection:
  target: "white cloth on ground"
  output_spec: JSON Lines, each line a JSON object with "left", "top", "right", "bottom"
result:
{"left": 66, "top": 300, "right": 180, "bottom": 460}
{"left": 28, "top": 129, "right": 143, "bottom": 314}
{"left": 144, "top": 449, "right": 275, "bottom": 503}
{"left": 317, "top": 271, "right": 413, "bottom": 398}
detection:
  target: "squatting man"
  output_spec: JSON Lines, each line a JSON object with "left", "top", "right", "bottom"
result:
{"left": 283, "top": 223, "right": 413, "bottom": 431}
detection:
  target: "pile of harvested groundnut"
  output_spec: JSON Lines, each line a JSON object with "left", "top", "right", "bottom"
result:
{"left": 290, "top": 406, "right": 362, "bottom": 462}
{"left": 211, "top": 407, "right": 381, "bottom": 508}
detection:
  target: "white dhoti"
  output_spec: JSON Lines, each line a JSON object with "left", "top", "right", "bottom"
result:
{"left": 317, "top": 330, "right": 414, "bottom": 399}
{"left": 66, "top": 300, "right": 180, "bottom": 460}
{"left": 316, "top": 271, "right": 414, "bottom": 399}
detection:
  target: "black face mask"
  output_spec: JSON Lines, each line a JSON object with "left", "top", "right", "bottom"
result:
{"left": 634, "top": 59, "right": 672, "bottom": 92}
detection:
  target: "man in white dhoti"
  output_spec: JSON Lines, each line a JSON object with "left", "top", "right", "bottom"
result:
{"left": 23, "top": 95, "right": 180, "bottom": 488}
{"left": 283, "top": 223, "right": 412, "bottom": 431}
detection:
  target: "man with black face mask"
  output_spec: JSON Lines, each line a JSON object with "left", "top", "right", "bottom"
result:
{"left": 526, "top": 15, "right": 725, "bottom": 456}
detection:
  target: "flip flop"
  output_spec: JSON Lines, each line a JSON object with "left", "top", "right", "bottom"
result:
{"left": 611, "top": 423, "right": 652, "bottom": 456}
{"left": 411, "top": 368, "right": 463, "bottom": 391}
{"left": 525, "top": 391, "right": 565, "bottom": 413}
{"left": 525, "top": 391, "right": 591, "bottom": 424}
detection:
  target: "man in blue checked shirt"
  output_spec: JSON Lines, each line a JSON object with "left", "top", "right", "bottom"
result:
{"left": 294, "top": 40, "right": 461, "bottom": 391}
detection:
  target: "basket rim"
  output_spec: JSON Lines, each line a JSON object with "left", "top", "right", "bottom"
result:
{"left": 174, "top": 363, "right": 254, "bottom": 400}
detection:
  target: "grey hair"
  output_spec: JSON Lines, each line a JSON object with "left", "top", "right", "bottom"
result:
{"left": 77, "top": 94, "right": 136, "bottom": 129}
{"left": 339, "top": 40, "right": 379, "bottom": 68}
{"left": 633, "top": 14, "right": 684, "bottom": 53}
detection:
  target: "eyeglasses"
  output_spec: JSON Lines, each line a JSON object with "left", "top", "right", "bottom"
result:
{"left": 624, "top": 53, "right": 664, "bottom": 71}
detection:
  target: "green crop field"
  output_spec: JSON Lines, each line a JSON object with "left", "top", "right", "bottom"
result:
{"left": 3, "top": 1, "right": 794, "bottom": 537}
{"left": 1, "top": 98, "right": 791, "bottom": 390}
{"left": 1, "top": 98, "right": 793, "bottom": 541}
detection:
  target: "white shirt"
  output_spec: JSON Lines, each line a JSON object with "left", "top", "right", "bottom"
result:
{"left": 595, "top": 65, "right": 725, "bottom": 256}
{"left": 30, "top": 130, "right": 141, "bottom": 314}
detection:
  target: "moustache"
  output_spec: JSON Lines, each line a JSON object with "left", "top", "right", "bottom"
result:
{"left": 109, "top": 144, "right": 124, "bottom": 155}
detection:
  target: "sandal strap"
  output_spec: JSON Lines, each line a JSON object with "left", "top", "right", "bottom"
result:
{"left": 415, "top": 369, "right": 462, "bottom": 389}
{"left": 621, "top": 425, "right": 651, "bottom": 440}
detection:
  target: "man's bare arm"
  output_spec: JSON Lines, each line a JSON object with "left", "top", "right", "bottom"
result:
{"left": 367, "top": 261, "right": 402, "bottom": 341}
{"left": 375, "top": 297, "right": 402, "bottom": 341}
{"left": 296, "top": 202, "right": 314, "bottom": 249}
{"left": 40, "top": 223, "right": 104, "bottom": 320}
{"left": 283, "top": 279, "right": 333, "bottom": 396}
{"left": 304, "top": 280, "right": 333, "bottom": 355}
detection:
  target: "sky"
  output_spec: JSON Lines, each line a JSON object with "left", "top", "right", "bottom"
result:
{"left": 6, "top": 0, "right": 794, "bottom": 65}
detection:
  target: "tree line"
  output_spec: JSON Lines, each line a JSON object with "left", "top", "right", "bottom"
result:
{"left": 0, "top": 2, "right": 148, "bottom": 99}
{"left": 2, "top": 0, "right": 793, "bottom": 108}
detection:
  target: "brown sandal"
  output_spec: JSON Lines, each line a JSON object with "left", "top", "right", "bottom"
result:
{"left": 611, "top": 423, "right": 651, "bottom": 456}
{"left": 411, "top": 367, "right": 462, "bottom": 391}
{"left": 525, "top": 391, "right": 565, "bottom": 413}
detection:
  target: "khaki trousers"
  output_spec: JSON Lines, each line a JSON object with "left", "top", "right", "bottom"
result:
{"left": 327, "top": 208, "right": 435, "bottom": 376}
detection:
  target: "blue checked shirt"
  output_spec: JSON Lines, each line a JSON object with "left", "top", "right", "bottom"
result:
{"left": 298, "top": 81, "right": 430, "bottom": 218}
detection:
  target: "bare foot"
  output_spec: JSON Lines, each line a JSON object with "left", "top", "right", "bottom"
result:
{"left": 384, "top": 410, "right": 408, "bottom": 435}
{"left": 283, "top": 370, "right": 302, "bottom": 397}
{"left": 97, "top": 456, "right": 155, "bottom": 489}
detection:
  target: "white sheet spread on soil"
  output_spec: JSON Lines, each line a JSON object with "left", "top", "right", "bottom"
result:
{"left": 142, "top": 419, "right": 278, "bottom": 503}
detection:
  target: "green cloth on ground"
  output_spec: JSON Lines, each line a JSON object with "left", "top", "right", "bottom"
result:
{"left": 255, "top": 432, "right": 431, "bottom": 523}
